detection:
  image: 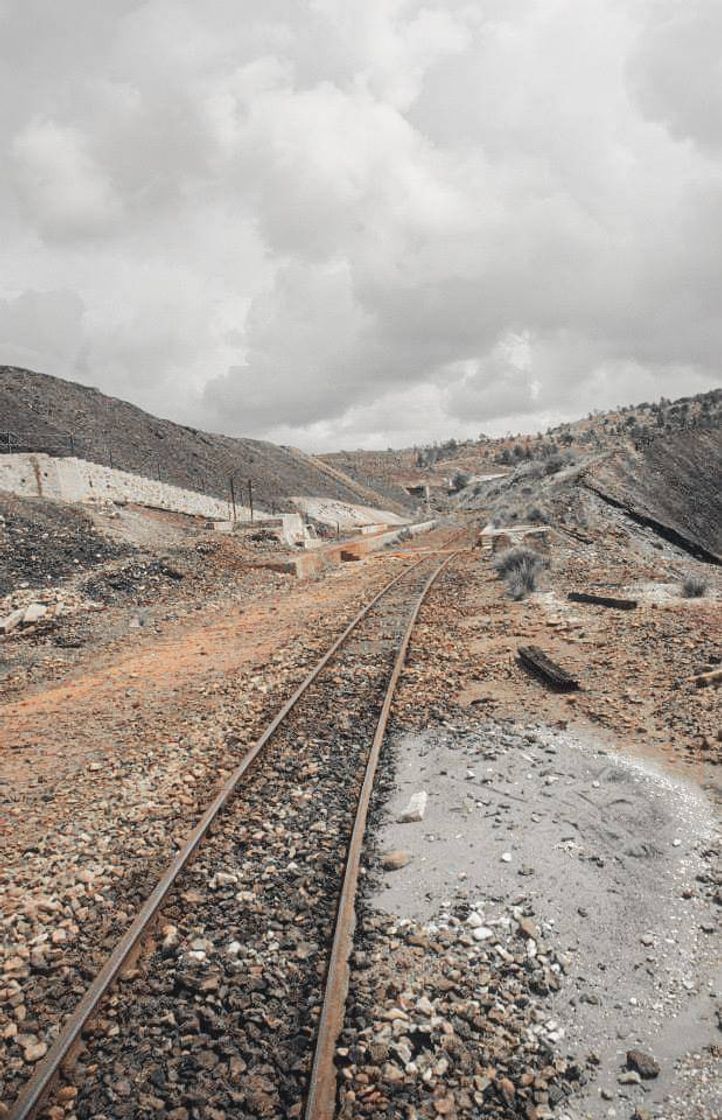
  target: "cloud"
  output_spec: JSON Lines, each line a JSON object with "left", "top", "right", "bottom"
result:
{"left": 628, "top": 1, "right": 722, "bottom": 154}
{"left": 11, "top": 119, "right": 122, "bottom": 239}
{"left": 0, "top": 290, "right": 85, "bottom": 375}
{"left": 0, "top": 1, "right": 720, "bottom": 450}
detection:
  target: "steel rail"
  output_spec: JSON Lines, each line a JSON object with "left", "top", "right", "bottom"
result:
{"left": 305, "top": 547, "right": 460, "bottom": 1120}
{"left": 8, "top": 546, "right": 450, "bottom": 1120}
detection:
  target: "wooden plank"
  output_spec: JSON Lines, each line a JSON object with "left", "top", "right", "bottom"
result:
{"left": 693, "top": 667, "right": 722, "bottom": 688}
{"left": 568, "top": 591, "right": 638, "bottom": 610}
{"left": 517, "top": 645, "right": 580, "bottom": 691}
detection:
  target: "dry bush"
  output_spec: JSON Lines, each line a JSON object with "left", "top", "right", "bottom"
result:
{"left": 681, "top": 574, "right": 708, "bottom": 598}
{"left": 493, "top": 545, "right": 549, "bottom": 599}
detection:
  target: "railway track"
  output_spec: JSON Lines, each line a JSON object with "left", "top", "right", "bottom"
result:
{"left": 7, "top": 540, "right": 462, "bottom": 1120}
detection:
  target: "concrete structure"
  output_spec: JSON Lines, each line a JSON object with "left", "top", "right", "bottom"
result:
{"left": 290, "top": 496, "right": 407, "bottom": 530}
{"left": 214, "top": 512, "right": 312, "bottom": 548}
{"left": 0, "top": 452, "right": 259, "bottom": 522}
{"left": 251, "top": 519, "right": 438, "bottom": 578}
{"left": 479, "top": 524, "right": 551, "bottom": 552}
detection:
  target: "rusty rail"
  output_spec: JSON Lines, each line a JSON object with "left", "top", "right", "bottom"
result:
{"left": 8, "top": 545, "right": 458, "bottom": 1120}
{"left": 305, "top": 549, "right": 459, "bottom": 1119}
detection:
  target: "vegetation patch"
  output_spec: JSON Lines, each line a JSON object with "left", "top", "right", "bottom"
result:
{"left": 493, "top": 545, "right": 549, "bottom": 600}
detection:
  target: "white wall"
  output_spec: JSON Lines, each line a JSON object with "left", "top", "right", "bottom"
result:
{"left": 0, "top": 452, "right": 244, "bottom": 521}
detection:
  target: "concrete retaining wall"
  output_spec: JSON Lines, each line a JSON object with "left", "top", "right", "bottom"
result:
{"left": 0, "top": 453, "right": 242, "bottom": 521}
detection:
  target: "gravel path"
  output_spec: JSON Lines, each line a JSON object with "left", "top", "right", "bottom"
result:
{"left": 1, "top": 542, "right": 446, "bottom": 1109}
{"left": 4, "top": 554, "right": 447, "bottom": 1118}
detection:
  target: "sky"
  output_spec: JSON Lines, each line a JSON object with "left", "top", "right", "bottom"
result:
{"left": 1, "top": 1, "right": 720, "bottom": 451}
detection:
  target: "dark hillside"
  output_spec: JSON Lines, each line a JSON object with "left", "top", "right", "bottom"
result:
{"left": 0, "top": 367, "right": 401, "bottom": 512}
{"left": 585, "top": 428, "right": 722, "bottom": 562}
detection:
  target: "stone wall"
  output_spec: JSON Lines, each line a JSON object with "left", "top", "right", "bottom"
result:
{"left": 0, "top": 453, "right": 245, "bottom": 521}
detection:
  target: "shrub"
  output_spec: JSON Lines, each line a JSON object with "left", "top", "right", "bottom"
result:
{"left": 543, "top": 453, "right": 565, "bottom": 474}
{"left": 450, "top": 470, "right": 471, "bottom": 492}
{"left": 493, "top": 544, "right": 543, "bottom": 576}
{"left": 513, "top": 460, "right": 545, "bottom": 482}
{"left": 681, "top": 574, "right": 708, "bottom": 598}
{"left": 493, "top": 545, "right": 549, "bottom": 598}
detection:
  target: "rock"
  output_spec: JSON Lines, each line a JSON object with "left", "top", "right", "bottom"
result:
{"left": 23, "top": 1040, "right": 48, "bottom": 1062}
{"left": 626, "top": 1050, "right": 660, "bottom": 1079}
{"left": 472, "top": 926, "right": 494, "bottom": 941}
{"left": 433, "top": 1095, "right": 455, "bottom": 1115}
{"left": 161, "top": 925, "right": 180, "bottom": 956}
{"left": 381, "top": 850, "right": 411, "bottom": 871}
{"left": 398, "top": 791, "right": 428, "bottom": 823}
{"left": 501, "top": 852, "right": 512, "bottom": 863}
{"left": 0, "top": 609, "right": 25, "bottom": 634}
{"left": 518, "top": 916, "right": 539, "bottom": 941}
{"left": 498, "top": 1077, "right": 516, "bottom": 1102}
{"left": 22, "top": 603, "right": 47, "bottom": 625}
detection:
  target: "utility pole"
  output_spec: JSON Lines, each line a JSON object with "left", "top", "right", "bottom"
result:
{"left": 248, "top": 478, "right": 254, "bottom": 523}
{"left": 229, "top": 476, "right": 237, "bottom": 522}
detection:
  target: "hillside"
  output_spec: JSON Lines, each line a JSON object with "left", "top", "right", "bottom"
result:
{"left": 323, "top": 388, "right": 722, "bottom": 499}
{"left": 585, "top": 428, "right": 722, "bottom": 562}
{"left": 0, "top": 366, "right": 408, "bottom": 514}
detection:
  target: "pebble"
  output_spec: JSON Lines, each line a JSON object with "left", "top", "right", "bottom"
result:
{"left": 626, "top": 1049, "right": 660, "bottom": 1079}
{"left": 381, "top": 850, "right": 412, "bottom": 871}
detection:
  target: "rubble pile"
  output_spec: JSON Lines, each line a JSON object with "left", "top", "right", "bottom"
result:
{"left": 80, "top": 556, "right": 186, "bottom": 605}
{"left": 339, "top": 905, "right": 586, "bottom": 1119}
{"left": 0, "top": 493, "right": 130, "bottom": 596}
{"left": 0, "top": 587, "right": 102, "bottom": 636}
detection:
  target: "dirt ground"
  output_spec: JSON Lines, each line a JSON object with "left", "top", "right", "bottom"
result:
{"left": 357, "top": 524, "right": 721, "bottom": 1119}
{"left": 1, "top": 500, "right": 719, "bottom": 1118}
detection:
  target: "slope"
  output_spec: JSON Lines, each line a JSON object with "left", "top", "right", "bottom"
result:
{"left": 0, "top": 367, "right": 390, "bottom": 512}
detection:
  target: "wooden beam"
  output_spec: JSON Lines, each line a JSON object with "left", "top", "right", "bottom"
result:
{"left": 517, "top": 645, "right": 580, "bottom": 691}
{"left": 693, "top": 668, "right": 722, "bottom": 688}
{"left": 568, "top": 591, "right": 638, "bottom": 610}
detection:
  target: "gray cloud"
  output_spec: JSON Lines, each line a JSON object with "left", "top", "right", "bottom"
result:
{"left": 0, "top": 0, "right": 720, "bottom": 450}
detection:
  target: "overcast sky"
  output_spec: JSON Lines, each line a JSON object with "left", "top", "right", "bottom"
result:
{"left": 1, "top": 1, "right": 720, "bottom": 450}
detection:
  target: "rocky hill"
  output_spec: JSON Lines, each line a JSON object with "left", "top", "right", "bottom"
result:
{"left": 0, "top": 367, "right": 405, "bottom": 513}
{"left": 585, "top": 428, "right": 722, "bottom": 562}
{"left": 323, "top": 388, "right": 722, "bottom": 500}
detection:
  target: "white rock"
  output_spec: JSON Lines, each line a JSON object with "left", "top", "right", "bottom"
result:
{"left": 1, "top": 609, "right": 25, "bottom": 634}
{"left": 467, "top": 912, "right": 483, "bottom": 928}
{"left": 397, "top": 791, "right": 428, "bottom": 823}
{"left": 22, "top": 603, "right": 47, "bottom": 625}
{"left": 501, "top": 852, "right": 512, "bottom": 863}
{"left": 472, "top": 926, "right": 494, "bottom": 941}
